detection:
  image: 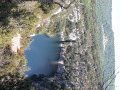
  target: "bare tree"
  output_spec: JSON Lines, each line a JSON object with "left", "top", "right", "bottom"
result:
{"left": 100, "top": 66, "right": 120, "bottom": 90}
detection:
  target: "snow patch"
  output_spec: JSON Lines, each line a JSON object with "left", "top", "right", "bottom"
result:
{"left": 30, "top": 34, "right": 35, "bottom": 37}
{"left": 58, "top": 60, "right": 64, "bottom": 65}
{"left": 12, "top": 34, "right": 21, "bottom": 52}
{"left": 69, "top": 7, "right": 81, "bottom": 22}
{"left": 69, "top": 33, "right": 77, "bottom": 40}
{"left": 53, "top": 8, "right": 62, "bottom": 15}
{"left": 69, "top": 28, "right": 77, "bottom": 40}
{"left": 102, "top": 25, "right": 108, "bottom": 51}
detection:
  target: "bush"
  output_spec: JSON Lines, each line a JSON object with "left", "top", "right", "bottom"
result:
{"left": 39, "top": 3, "right": 54, "bottom": 14}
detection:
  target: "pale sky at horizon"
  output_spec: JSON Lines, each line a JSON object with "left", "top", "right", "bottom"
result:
{"left": 112, "top": 0, "right": 120, "bottom": 90}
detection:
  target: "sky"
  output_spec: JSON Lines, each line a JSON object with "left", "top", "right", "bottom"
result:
{"left": 112, "top": 0, "right": 120, "bottom": 90}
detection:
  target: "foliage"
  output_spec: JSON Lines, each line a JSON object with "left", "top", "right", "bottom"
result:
{"left": 0, "top": 73, "right": 35, "bottom": 90}
{"left": 0, "top": 0, "right": 107, "bottom": 89}
{"left": 83, "top": 0, "right": 91, "bottom": 7}
{"left": 0, "top": 2, "right": 39, "bottom": 46}
{"left": 0, "top": 46, "right": 27, "bottom": 76}
{"left": 58, "top": 0, "right": 103, "bottom": 89}
{"left": 0, "top": 2, "right": 17, "bottom": 26}
{"left": 39, "top": 2, "right": 54, "bottom": 14}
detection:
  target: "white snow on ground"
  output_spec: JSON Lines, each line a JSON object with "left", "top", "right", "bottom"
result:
{"left": 60, "top": 31, "right": 64, "bottom": 41}
{"left": 101, "top": 25, "right": 108, "bottom": 51}
{"left": 11, "top": 34, "right": 21, "bottom": 52}
{"left": 69, "top": 28, "right": 77, "bottom": 40}
{"left": 30, "top": 34, "right": 35, "bottom": 37}
{"left": 69, "top": 32, "right": 77, "bottom": 40}
{"left": 58, "top": 60, "right": 64, "bottom": 65}
{"left": 53, "top": 8, "right": 62, "bottom": 15}
{"left": 69, "top": 7, "right": 81, "bottom": 22}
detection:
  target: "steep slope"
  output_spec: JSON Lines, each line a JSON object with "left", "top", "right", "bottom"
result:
{"left": 0, "top": 0, "right": 104, "bottom": 89}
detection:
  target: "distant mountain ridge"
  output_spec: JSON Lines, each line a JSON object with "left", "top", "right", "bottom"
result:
{"left": 96, "top": 0, "right": 115, "bottom": 90}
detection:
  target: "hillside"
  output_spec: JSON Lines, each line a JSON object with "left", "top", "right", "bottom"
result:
{"left": 0, "top": 0, "right": 105, "bottom": 89}
{"left": 96, "top": 0, "right": 115, "bottom": 90}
